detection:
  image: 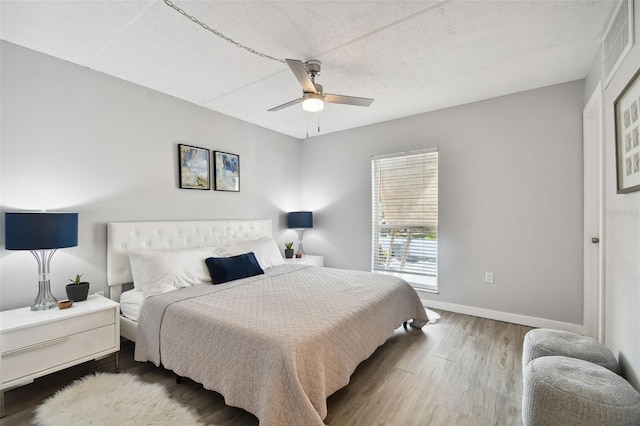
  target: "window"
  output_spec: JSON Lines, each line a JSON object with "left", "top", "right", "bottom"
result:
{"left": 371, "top": 148, "right": 438, "bottom": 291}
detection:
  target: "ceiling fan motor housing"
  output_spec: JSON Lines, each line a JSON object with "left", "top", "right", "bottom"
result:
{"left": 304, "top": 60, "right": 322, "bottom": 78}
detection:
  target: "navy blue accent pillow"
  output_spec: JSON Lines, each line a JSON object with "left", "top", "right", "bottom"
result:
{"left": 205, "top": 252, "right": 264, "bottom": 284}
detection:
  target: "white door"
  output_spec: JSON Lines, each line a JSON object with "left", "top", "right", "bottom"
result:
{"left": 583, "top": 82, "right": 604, "bottom": 341}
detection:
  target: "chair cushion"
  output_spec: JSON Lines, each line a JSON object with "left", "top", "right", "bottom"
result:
{"left": 522, "top": 356, "right": 640, "bottom": 426}
{"left": 523, "top": 328, "right": 618, "bottom": 373}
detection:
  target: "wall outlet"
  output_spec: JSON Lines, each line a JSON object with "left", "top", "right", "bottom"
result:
{"left": 485, "top": 272, "right": 494, "bottom": 283}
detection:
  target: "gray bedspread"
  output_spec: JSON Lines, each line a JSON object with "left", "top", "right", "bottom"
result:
{"left": 135, "top": 264, "right": 428, "bottom": 425}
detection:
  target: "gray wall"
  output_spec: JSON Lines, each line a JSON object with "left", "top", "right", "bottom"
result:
{"left": 301, "top": 81, "right": 585, "bottom": 326}
{"left": 0, "top": 41, "right": 587, "bottom": 330}
{"left": 0, "top": 42, "right": 301, "bottom": 310}
{"left": 584, "top": 1, "right": 640, "bottom": 390}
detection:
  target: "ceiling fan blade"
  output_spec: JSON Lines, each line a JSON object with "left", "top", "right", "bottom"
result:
{"left": 285, "top": 59, "right": 317, "bottom": 94}
{"left": 323, "top": 93, "right": 374, "bottom": 107}
{"left": 268, "top": 97, "right": 303, "bottom": 112}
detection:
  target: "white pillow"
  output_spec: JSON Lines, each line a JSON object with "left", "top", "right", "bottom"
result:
{"left": 218, "top": 238, "right": 285, "bottom": 269}
{"left": 128, "top": 246, "right": 219, "bottom": 298}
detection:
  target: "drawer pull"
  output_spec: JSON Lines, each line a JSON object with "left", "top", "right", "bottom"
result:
{"left": 2, "top": 336, "right": 69, "bottom": 357}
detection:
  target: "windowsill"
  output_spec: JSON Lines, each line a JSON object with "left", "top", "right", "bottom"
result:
{"left": 413, "top": 286, "right": 439, "bottom": 294}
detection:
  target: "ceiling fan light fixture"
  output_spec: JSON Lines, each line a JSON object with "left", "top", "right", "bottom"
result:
{"left": 302, "top": 93, "right": 324, "bottom": 112}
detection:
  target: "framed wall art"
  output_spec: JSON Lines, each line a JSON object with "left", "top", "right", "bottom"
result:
{"left": 178, "top": 144, "right": 210, "bottom": 190}
{"left": 614, "top": 68, "right": 640, "bottom": 194}
{"left": 214, "top": 151, "right": 240, "bottom": 192}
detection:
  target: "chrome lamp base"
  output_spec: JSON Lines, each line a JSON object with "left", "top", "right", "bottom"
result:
{"left": 30, "top": 250, "right": 59, "bottom": 311}
{"left": 296, "top": 229, "right": 306, "bottom": 257}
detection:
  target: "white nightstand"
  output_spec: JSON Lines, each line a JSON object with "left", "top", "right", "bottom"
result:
{"left": 0, "top": 294, "right": 120, "bottom": 417}
{"left": 284, "top": 255, "right": 324, "bottom": 267}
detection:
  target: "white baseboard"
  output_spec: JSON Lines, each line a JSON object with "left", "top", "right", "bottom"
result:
{"left": 420, "top": 297, "right": 584, "bottom": 334}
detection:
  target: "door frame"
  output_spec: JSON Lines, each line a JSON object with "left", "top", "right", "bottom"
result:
{"left": 583, "top": 82, "right": 605, "bottom": 341}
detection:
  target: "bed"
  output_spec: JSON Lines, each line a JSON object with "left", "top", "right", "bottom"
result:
{"left": 107, "top": 219, "right": 428, "bottom": 426}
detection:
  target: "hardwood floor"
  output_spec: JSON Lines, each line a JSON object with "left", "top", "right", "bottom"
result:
{"left": 2, "top": 310, "right": 531, "bottom": 425}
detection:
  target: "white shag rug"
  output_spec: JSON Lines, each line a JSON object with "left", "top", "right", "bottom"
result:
{"left": 34, "top": 373, "right": 205, "bottom": 426}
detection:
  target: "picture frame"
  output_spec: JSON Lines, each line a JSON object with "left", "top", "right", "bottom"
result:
{"left": 214, "top": 151, "right": 240, "bottom": 192}
{"left": 178, "top": 144, "right": 210, "bottom": 190}
{"left": 614, "top": 68, "right": 640, "bottom": 194}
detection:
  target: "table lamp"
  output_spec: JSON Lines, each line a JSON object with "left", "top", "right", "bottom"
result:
{"left": 287, "top": 211, "right": 313, "bottom": 257}
{"left": 5, "top": 212, "right": 78, "bottom": 311}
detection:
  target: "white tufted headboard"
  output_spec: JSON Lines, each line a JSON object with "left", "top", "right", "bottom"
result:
{"left": 107, "top": 219, "right": 272, "bottom": 301}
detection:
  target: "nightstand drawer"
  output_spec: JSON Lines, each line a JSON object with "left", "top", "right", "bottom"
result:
{"left": 1, "top": 309, "right": 114, "bottom": 353}
{"left": 1, "top": 324, "right": 116, "bottom": 383}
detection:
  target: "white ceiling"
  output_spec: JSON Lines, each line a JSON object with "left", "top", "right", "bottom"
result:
{"left": 0, "top": 0, "right": 616, "bottom": 139}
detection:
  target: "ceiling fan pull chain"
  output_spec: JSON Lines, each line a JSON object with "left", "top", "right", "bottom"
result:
{"left": 163, "top": 0, "right": 286, "bottom": 64}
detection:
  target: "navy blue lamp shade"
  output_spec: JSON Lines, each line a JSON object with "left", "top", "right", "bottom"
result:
{"left": 287, "top": 211, "right": 313, "bottom": 229}
{"left": 5, "top": 212, "right": 78, "bottom": 311}
{"left": 5, "top": 212, "right": 78, "bottom": 250}
{"left": 287, "top": 211, "right": 312, "bottom": 257}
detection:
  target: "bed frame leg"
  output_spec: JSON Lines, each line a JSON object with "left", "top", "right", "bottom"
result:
{"left": 176, "top": 375, "right": 183, "bottom": 384}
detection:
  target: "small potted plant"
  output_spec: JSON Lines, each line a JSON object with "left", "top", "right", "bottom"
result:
{"left": 66, "top": 273, "right": 90, "bottom": 302}
{"left": 284, "top": 242, "right": 294, "bottom": 259}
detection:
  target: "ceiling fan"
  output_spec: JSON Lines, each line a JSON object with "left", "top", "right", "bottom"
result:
{"left": 268, "top": 59, "right": 374, "bottom": 112}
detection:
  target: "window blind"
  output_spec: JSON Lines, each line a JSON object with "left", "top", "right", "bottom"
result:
{"left": 371, "top": 149, "right": 438, "bottom": 289}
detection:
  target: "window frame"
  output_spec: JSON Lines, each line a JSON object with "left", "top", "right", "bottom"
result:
{"left": 371, "top": 148, "right": 439, "bottom": 292}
